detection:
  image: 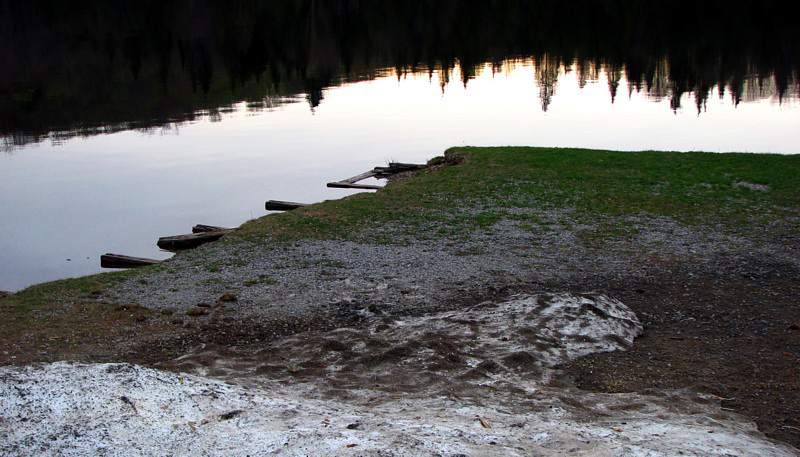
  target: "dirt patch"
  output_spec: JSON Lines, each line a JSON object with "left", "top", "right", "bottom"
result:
{"left": 159, "top": 293, "right": 641, "bottom": 403}
{"left": 559, "top": 261, "right": 800, "bottom": 449}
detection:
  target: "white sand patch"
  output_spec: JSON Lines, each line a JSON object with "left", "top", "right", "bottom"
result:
{"left": 1, "top": 362, "right": 796, "bottom": 456}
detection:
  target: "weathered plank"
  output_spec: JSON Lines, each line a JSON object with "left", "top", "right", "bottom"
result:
{"left": 157, "top": 231, "right": 227, "bottom": 250}
{"left": 340, "top": 169, "right": 379, "bottom": 184}
{"left": 192, "top": 224, "right": 234, "bottom": 233}
{"left": 327, "top": 169, "right": 383, "bottom": 189}
{"left": 265, "top": 200, "right": 308, "bottom": 211}
{"left": 101, "top": 253, "right": 162, "bottom": 269}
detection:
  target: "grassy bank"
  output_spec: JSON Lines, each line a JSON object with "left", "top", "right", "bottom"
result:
{"left": 239, "top": 146, "right": 800, "bottom": 240}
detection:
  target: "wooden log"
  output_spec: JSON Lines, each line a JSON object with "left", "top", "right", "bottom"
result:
{"left": 373, "top": 163, "right": 427, "bottom": 178}
{"left": 265, "top": 200, "right": 308, "bottom": 211}
{"left": 157, "top": 231, "right": 227, "bottom": 251}
{"left": 101, "top": 253, "right": 162, "bottom": 269}
{"left": 339, "top": 169, "right": 379, "bottom": 184}
{"left": 388, "top": 162, "right": 427, "bottom": 170}
{"left": 327, "top": 181, "right": 383, "bottom": 190}
{"left": 192, "top": 224, "right": 234, "bottom": 233}
{"left": 327, "top": 169, "right": 384, "bottom": 190}
{"left": 328, "top": 164, "right": 424, "bottom": 189}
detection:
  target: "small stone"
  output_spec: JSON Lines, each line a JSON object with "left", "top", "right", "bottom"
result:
{"left": 789, "top": 323, "right": 800, "bottom": 331}
{"left": 187, "top": 308, "right": 208, "bottom": 317}
{"left": 196, "top": 303, "right": 213, "bottom": 308}
{"left": 219, "top": 410, "right": 244, "bottom": 420}
{"left": 219, "top": 293, "right": 238, "bottom": 303}
{"left": 160, "top": 309, "right": 174, "bottom": 315}
{"left": 135, "top": 315, "right": 147, "bottom": 322}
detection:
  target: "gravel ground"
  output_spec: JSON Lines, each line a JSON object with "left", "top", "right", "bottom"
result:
{"left": 110, "top": 209, "right": 792, "bottom": 321}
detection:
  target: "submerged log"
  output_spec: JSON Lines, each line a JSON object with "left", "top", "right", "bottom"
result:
{"left": 101, "top": 254, "right": 162, "bottom": 269}
{"left": 157, "top": 231, "right": 227, "bottom": 251}
{"left": 192, "top": 224, "right": 234, "bottom": 233}
{"left": 265, "top": 200, "right": 308, "bottom": 211}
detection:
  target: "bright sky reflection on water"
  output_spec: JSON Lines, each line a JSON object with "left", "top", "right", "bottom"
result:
{"left": 1, "top": 61, "right": 798, "bottom": 290}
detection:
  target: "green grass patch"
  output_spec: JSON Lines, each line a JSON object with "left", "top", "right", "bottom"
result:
{"left": 243, "top": 274, "right": 277, "bottom": 287}
{"left": 8, "top": 267, "right": 150, "bottom": 307}
{"left": 239, "top": 147, "right": 800, "bottom": 242}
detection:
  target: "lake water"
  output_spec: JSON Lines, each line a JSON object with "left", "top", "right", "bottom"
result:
{"left": 1, "top": 1, "right": 798, "bottom": 291}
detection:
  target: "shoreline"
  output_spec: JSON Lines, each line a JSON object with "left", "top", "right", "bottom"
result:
{"left": 2, "top": 147, "right": 799, "bottom": 450}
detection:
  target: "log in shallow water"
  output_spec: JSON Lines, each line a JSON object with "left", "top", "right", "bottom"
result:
{"left": 157, "top": 232, "right": 228, "bottom": 251}
{"left": 192, "top": 224, "right": 234, "bottom": 233}
{"left": 100, "top": 254, "right": 162, "bottom": 269}
{"left": 265, "top": 200, "right": 308, "bottom": 211}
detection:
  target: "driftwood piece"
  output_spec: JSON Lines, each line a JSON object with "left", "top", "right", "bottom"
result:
{"left": 373, "top": 162, "right": 427, "bottom": 177}
{"left": 327, "top": 169, "right": 382, "bottom": 190}
{"left": 101, "top": 253, "right": 162, "bottom": 269}
{"left": 389, "top": 162, "right": 427, "bottom": 170}
{"left": 192, "top": 224, "right": 234, "bottom": 233}
{"left": 327, "top": 163, "right": 425, "bottom": 190}
{"left": 265, "top": 200, "right": 308, "bottom": 211}
{"left": 157, "top": 231, "right": 227, "bottom": 251}
{"left": 341, "top": 169, "right": 379, "bottom": 184}
{"left": 326, "top": 181, "right": 383, "bottom": 190}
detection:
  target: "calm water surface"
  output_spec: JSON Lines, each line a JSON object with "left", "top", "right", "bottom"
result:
{"left": 1, "top": 1, "right": 798, "bottom": 290}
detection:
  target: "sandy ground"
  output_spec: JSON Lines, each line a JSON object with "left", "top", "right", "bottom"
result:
{"left": 2, "top": 294, "right": 797, "bottom": 456}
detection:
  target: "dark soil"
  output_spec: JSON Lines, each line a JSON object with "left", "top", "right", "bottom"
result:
{"left": 559, "top": 256, "right": 800, "bottom": 449}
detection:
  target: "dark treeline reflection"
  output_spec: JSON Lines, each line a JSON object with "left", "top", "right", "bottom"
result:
{"left": 1, "top": 0, "right": 798, "bottom": 148}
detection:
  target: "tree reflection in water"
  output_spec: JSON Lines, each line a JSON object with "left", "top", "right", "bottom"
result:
{"left": 1, "top": 0, "right": 797, "bottom": 148}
